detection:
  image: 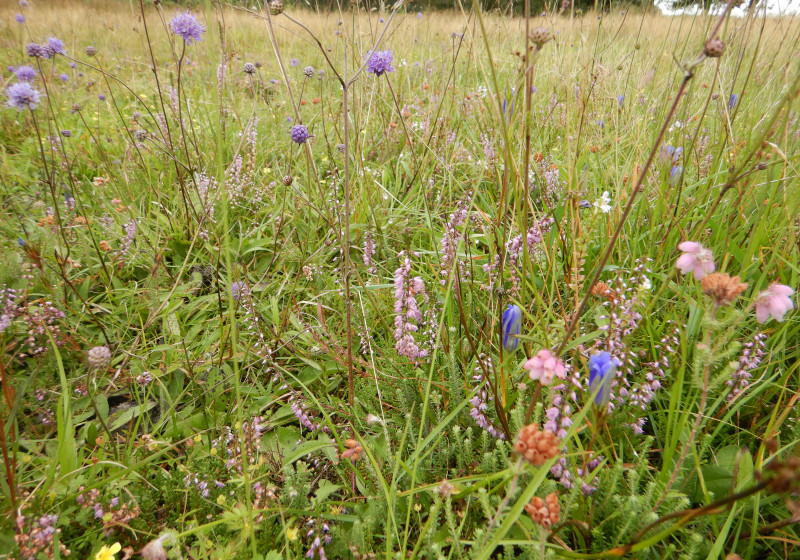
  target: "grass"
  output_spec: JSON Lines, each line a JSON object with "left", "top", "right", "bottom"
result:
{"left": 1, "top": 0, "right": 799, "bottom": 559}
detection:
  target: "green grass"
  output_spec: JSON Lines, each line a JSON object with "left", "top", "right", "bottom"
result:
{"left": 1, "top": 1, "right": 799, "bottom": 559}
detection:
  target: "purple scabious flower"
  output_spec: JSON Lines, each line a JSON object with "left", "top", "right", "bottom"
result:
{"left": 365, "top": 50, "right": 395, "bottom": 76}
{"left": 290, "top": 124, "right": 310, "bottom": 144}
{"left": 58, "top": 73, "right": 69, "bottom": 82}
{"left": 6, "top": 81, "right": 41, "bottom": 110}
{"left": 588, "top": 352, "right": 618, "bottom": 406}
{"left": 26, "top": 43, "right": 50, "bottom": 59}
{"left": 15, "top": 13, "right": 25, "bottom": 23}
{"left": 98, "top": 93, "right": 106, "bottom": 101}
{"left": 47, "top": 37, "right": 65, "bottom": 56}
{"left": 289, "top": 58, "right": 299, "bottom": 67}
{"left": 170, "top": 12, "right": 206, "bottom": 44}
{"left": 14, "top": 65, "right": 36, "bottom": 82}
{"left": 501, "top": 304, "right": 522, "bottom": 353}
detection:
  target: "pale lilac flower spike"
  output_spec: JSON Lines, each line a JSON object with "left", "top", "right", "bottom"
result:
{"left": 754, "top": 283, "right": 794, "bottom": 324}
{"left": 675, "top": 241, "right": 715, "bottom": 280}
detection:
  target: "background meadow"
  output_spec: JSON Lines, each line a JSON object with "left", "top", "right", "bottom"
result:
{"left": 1, "top": 0, "right": 799, "bottom": 558}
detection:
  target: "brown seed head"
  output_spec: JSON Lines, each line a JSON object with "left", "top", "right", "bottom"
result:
{"left": 701, "top": 272, "right": 748, "bottom": 306}
{"left": 704, "top": 38, "right": 725, "bottom": 58}
{"left": 515, "top": 424, "right": 561, "bottom": 466}
{"left": 529, "top": 27, "right": 552, "bottom": 47}
{"left": 524, "top": 492, "right": 561, "bottom": 528}
{"left": 590, "top": 281, "right": 616, "bottom": 302}
{"left": 269, "top": 0, "right": 284, "bottom": 15}
{"left": 282, "top": 175, "right": 293, "bottom": 186}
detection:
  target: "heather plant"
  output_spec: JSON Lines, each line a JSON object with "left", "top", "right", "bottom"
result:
{"left": 0, "top": 0, "right": 799, "bottom": 559}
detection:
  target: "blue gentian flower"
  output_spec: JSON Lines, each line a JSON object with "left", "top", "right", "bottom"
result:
{"left": 729, "top": 93, "right": 738, "bottom": 110}
{"left": 669, "top": 165, "right": 682, "bottom": 186}
{"left": 501, "top": 304, "right": 522, "bottom": 353}
{"left": 588, "top": 352, "right": 618, "bottom": 406}
{"left": 617, "top": 94, "right": 625, "bottom": 108}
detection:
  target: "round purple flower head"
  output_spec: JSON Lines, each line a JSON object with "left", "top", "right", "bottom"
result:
{"left": 58, "top": 73, "right": 69, "bottom": 82}
{"left": 170, "top": 11, "right": 205, "bottom": 44}
{"left": 290, "top": 58, "right": 299, "bottom": 67}
{"left": 6, "top": 81, "right": 41, "bottom": 111}
{"left": 588, "top": 351, "right": 619, "bottom": 406}
{"left": 501, "top": 304, "right": 522, "bottom": 353}
{"left": 290, "top": 124, "right": 310, "bottom": 144}
{"left": 365, "top": 50, "right": 395, "bottom": 76}
{"left": 26, "top": 43, "right": 50, "bottom": 59}
{"left": 47, "top": 37, "right": 66, "bottom": 56}
{"left": 98, "top": 93, "right": 106, "bottom": 101}
{"left": 16, "top": 13, "right": 25, "bottom": 23}
{"left": 14, "top": 65, "right": 36, "bottom": 82}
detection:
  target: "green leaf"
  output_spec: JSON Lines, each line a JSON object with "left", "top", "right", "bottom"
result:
{"left": 94, "top": 394, "right": 109, "bottom": 423}
{"left": 314, "top": 480, "right": 342, "bottom": 504}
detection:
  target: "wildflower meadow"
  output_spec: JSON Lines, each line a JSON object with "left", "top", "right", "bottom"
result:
{"left": 1, "top": 0, "right": 799, "bottom": 558}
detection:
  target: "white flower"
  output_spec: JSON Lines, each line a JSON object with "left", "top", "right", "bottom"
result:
{"left": 668, "top": 120, "right": 684, "bottom": 133}
{"left": 640, "top": 276, "right": 652, "bottom": 291}
{"left": 594, "top": 191, "right": 612, "bottom": 213}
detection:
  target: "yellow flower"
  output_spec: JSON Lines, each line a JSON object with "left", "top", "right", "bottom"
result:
{"left": 286, "top": 526, "right": 299, "bottom": 541}
{"left": 95, "top": 542, "right": 122, "bottom": 560}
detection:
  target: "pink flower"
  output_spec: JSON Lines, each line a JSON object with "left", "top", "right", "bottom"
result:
{"left": 754, "top": 283, "right": 794, "bottom": 323}
{"left": 675, "top": 241, "right": 715, "bottom": 279}
{"left": 523, "top": 349, "right": 566, "bottom": 385}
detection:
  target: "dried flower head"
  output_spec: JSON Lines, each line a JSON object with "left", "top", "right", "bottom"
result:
{"left": 704, "top": 38, "right": 725, "bottom": 58}
{"left": 514, "top": 423, "right": 561, "bottom": 466}
{"left": 525, "top": 492, "right": 561, "bottom": 528}
{"left": 701, "top": 272, "right": 747, "bottom": 306}
{"left": 282, "top": 174, "right": 293, "bottom": 186}
{"left": 340, "top": 438, "right": 364, "bottom": 462}
{"left": 85, "top": 45, "right": 98, "bottom": 57}
{"left": 88, "top": 345, "right": 112, "bottom": 370}
{"left": 269, "top": 0, "right": 284, "bottom": 15}
{"left": 590, "top": 281, "right": 616, "bottom": 301}
{"left": 303, "top": 66, "right": 315, "bottom": 77}
{"left": 243, "top": 62, "right": 256, "bottom": 75}
{"left": 529, "top": 27, "right": 552, "bottom": 47}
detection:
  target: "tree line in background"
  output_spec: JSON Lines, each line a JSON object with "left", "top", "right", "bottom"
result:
{"left": 165, "top": 0, "right": 661, "bottom": 14}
